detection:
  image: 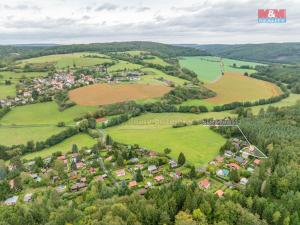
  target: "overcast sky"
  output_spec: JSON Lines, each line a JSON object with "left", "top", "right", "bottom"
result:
{"left": 0, "top": 0, "right": 299, "bottom": 45}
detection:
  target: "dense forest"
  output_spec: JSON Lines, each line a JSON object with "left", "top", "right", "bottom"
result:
{"left": 181, "top": 43, "right": 300, "bottom": 64}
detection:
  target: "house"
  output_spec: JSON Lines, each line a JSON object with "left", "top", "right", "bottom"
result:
{"left": 215, "top": 190, "right": 224, "bottom": 197}
{"left": 216, "top": 169, "right": 229, "bottom": 177}
{"left": 145, "top": 182, "right": 152, "bottom": 189}
{"left": 30, "top": 174, "right": 41, "bottom": 182}
{"left": 235, "top": 156, "right": 245, "bottom": 164}
{"left": 254, "top": 159, "right": 261, "bottom": 166}
{"left": 4, "top": 196, "right": 18, "bottom": 206}
{"left": 71, "top": 182, "right": 87, "bottom": 192}
{"left": 129, "top": 157, "right": 139, "bottom": 164}
{"left": 116, "top": 169, "right": 126, "bottom": 177}
{"left": 70, "top": 171, "right": 78, "bottom": 179}
{"left": 228, "top": 163, "right": 241, "bottom": 170}
{"left": 242, "top": 152, "right": 249, "bottom": 159}
{"left": 9, "top": 179, "right": 15, "bottom": 189}
{"left": 105, "top": 156, "right": 113, "bottom": 161}
{"left": 215, "top": 156, "right": 224, "bottom": 164}
{"left": 57, "top": 155, "right": 66, "bottom": 161}
{"left": 224, "top": 150, "right": 234, "bottom": 158}
{"left": 247, "top": 167, "right": 255, "bottom": 173}
{"left": 154, "top": 175, "right": 164, "bottom": 183}
{"left": 169, "top": 160, "right": 178, "bottom": 168}
{"left": 240, "top": 177, "right": 249, "bottom": 185}
{"left": 199, "top": 179, "right": 210, "bottom": 189}
{"left": 76, "top": 162, "right": 85, "bottom": 169}
{"left": 128, "top": 181, "right": 138, "bottom": 188}
{"left": 149, "top": 151, "right": 157, "bottom": 157}
{"left": 56, "top": 185, "right": 66, "bottom": 193}
{"left": 89, "top": 167, "right": 97, "bottom": 174}
{"left": 148, "top": 165, "right": 158, "bottom": 174}
{"left": 138, "top": 188, "right": 147, "bottom": 195}
{"left": 169, "top": 171, "right": 181, "bottom": 179}
{"left": 24, "top": 193, "right": 33, "bottom": 203}
{"left": 135, "top": 164, "right": 144, "bottom": 170}
{"left": 80, "top": 177, "right": 87, "bottom": 183}
{"left": 95, "top": 175, "right": 104, "bottom": 182}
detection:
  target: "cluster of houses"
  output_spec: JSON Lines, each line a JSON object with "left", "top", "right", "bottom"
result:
{"left": 197, "top": 138, "right": 263, "bottom": 197}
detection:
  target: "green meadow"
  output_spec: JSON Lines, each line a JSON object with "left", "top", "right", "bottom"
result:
{"left": 179, "top": 56, "right": 264, "bottom": 83}
{"left": 0, "top": 84, "right": 16, "bottom": 99}
{"left": 106, "top": 111, "right": 234, "bottom": 165}
{"left": 21, "top": 133, "right": 97, "bottom": 160}
{"left": 17, "top": 52, "right": 112, "bottom": 69}
{"left": 0, "top": 126, "right": 65, "bottom": 146}
{"left": 107, "top": 60, "right": 143, "bottom": 73}
{"left": 0, "top": 71, "right": 47, "bottom": 80}
{"left": 140, "top": 68, "right": 188, "bottom": 85}
{"left": 142, "top": 56, "right": 170, "bottom": 67}
{"left": 0, "top": 101, "right": 98, "bottom": 125}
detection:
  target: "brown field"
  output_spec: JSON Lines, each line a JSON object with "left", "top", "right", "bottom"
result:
{"left": 69, "top": 83, "right": 171, "bottom": 106}
{"left": 204, "top": 72, "right": 282, "bottom": 104}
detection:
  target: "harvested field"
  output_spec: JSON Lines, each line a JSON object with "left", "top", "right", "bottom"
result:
{"left": 204, "top": 72, "right": 282, "bottom": 104}
{"left": 69, "top": 83, "right": 171, "bottom": 106}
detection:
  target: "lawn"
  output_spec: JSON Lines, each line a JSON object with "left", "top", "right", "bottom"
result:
{"left": 179, "top": 56, "right": 264, "bottom": 83}
{"left": 0, "top": 126, "right": 65, "bottom": 146}
{"left": 107, "top": 60, "right": 143, "bottom": 73}
{"left": 21, "top": 133, "right": 97, "bottom": 160}
{"left": 139, "top": 68, "right": 188, "bottom": 85}
{"left": 0, "top": 101, "right": 98, "bottom": 125}
{"left": 142, "top": 56, "right": 170, "bottom": 67}
{"left": 204, "top": 72, "right": 282, "bottom": 104}
{"left": 16, "top": 52, "right": 112, "bottom": 69}
{"left": 106, "top": 111, "right": 235, "bottom": 166}
{"left": 0, "top": 71, "right": 47, "bottom": 80}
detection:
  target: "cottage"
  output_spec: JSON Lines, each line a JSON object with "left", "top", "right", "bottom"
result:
{"left": 129, "top": 157, "right": 139, "bottom": 164}
{"left": 169, "top": 160, "right": 178, "bottom": 168}
{"left": 148, "top": 165, "right": 158, "bottom": 174}
{"left": 247, "top": 167, "right": 255, "bottom": 173}
{"left": 145, "top": 182, "right": 152, "bottom": 189}
{"left": 135, "top": 164, "right": 144, "bottom": 170}
{"left": 215, "top": 156, "right": 224, "bottom": 164}
{"left": 71, "top": 182, "right": 87, "bottom": 192}
{"left": 215, "top": 190, "right": 224, "bottom": 197}
{"left": 24, "top": 193, "right": 33, "bottom": 203}
{"left": 89, "top": 167, "right": 97, "bottom": 174}
{"left": 116, "top": 169, "right": 126, "bottom": 177}
{"left": 240, "top": 177, "right": 249, "bottom": 185}
{"left": 154, "top": 175, "right": 164, "bottom": 183}
{"left": 242, "top": 152, "right": 249, "bottom": 159}
{"left": 253, "top": 159, "right": 261, "bottom": 166}
{"left": 4, "top": 196, "right": 18, "bottom": 206}
{"left": 199, "top": 179, "right": 210, "bottom": 189}
{"left": 95, "top": 175, "right": 104, "bottom": 182}
{"left": 138, "top": 188, "right": 147, "bottom": 195}
{"left": 56, "top": 185, "right": 66, "bottom": 193}
{"left": 9, "top": 179, "right": 15, "bottom": 189}
{"left": 224, "top": 150, "right": 234, "bottom": 158}
{"left": 128, "top": 181, "right": 138, "bottom": 188}
{"left": 76, "top": 162, "right": 85, "bottom": 169}
{"left": 235, "top": 156, "right": 245, "bottom": 164}
{"left": 57, "top": 155, "right": 66, "bottom": 161}
{"left": 216, "top": 169, "right": 229, "bottom": 177}
{"left": 149, "top": 150, "right": 157, "bottom": 157}
{"left": 228, "top": 163, "right": 241, "bottom": 170}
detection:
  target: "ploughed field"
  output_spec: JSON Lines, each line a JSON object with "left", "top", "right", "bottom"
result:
{"left": 204, "top": 72, "right": 282, "bottom": 104}
{"left": 69, "top": 83, "right": 171, "bottom": 106}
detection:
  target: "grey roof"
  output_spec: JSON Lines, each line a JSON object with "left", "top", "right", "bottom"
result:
{"left": 5, "top": 196, "right": 18, "bottom": 204}
{"left": 148, "top": 165, "right": 157, "bottom": 171}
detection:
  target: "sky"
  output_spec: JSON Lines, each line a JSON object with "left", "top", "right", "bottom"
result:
{"left": 0, "top": 0, "right": 299, "bottom": 45}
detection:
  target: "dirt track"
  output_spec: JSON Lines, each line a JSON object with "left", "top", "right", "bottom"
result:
{"left": 69, "top": 83, "right": 171, "bottom": 106}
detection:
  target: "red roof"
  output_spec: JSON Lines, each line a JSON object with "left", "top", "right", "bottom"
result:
{"left": 57, "top": 155, "right": 66, "bottom": 160}
{"left": 228, "top": 162, "right": 241, "bottom": 170}
{"left": 154, "top": 175, "right": 164, "bottom": 182}
{"left": 128, "top": 181, "right": 138, "bottom": 188}
{"left": 96, "top": 117, "right": 107, "bottom": 123}
{"left": 254, "top": 159, "right": 261, "bottom": 165}
{"left": 199, "top": 179, "right": 210, "bottom": 189}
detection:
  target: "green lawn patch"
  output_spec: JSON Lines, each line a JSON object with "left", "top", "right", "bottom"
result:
{"left": 140, "top": 68, "right": 188, "bottom": 85}
{"left": 107, "top": 60, "right": 143, "bottom": 73}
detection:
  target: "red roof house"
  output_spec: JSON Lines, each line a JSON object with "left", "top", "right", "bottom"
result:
{"left": 199, "top": 179, "right": 211, "bottom": 189}
{"left": 154, "top": 175, "right": 164, "bottom": 183}
{"left": 254, "top": 159, "right": 261, "bottom": 166}
{"left": 128, "top": 181, "right": 138, "bottom": 188}
{"left": 215, "top": 189, "right": 224, "bottom": 197}
{"left": 228, "top": 162, "right": 241, "bottom": 170}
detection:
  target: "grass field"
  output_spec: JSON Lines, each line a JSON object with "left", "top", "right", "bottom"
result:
{"left": 21, "top": 133, "right": 96, "bottom": 160}
{"left": 142, "top": 56, "right": 170, "bottom": 67}
{"left": 0, "top": 71, "right": 47, "bottom": 80}
{"left": 139, "top": 68, "right": 188, "bottom": 85}
{"left": 0, "top": 102, "right": 98, "bottom": 125}
{"left": 17, "top": 53, "right": 112, "bottom": 69}
{"left": 179, "top": 56, "right": 264, "bottom": 83}
{"left": 106, "top": 111, "right": 234, "bottom": 165}
{"left": 0, "top": 126, "right": 65, "bottom": 146}
{"left": 0, "top": 84, "right": 16, "bottom": 99}
{"left": 180, "top": 99, "right": 218, "bottom": 110}
{"left": 69, "top": 83, "right": 171, "bottom": 106}
{"left": 107, "top": 60, "right": 143, "bottom": 73}
{"left": 204, "top": 72, "right": 281, "bottom": 104}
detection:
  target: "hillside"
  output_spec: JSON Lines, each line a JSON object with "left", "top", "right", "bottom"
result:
{"left": 179, "top": 43, "right": 300, "bottom": 64}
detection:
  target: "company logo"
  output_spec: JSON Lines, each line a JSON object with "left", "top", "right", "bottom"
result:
{"left": 258, "top": 9, "right": 286, "bottom": 23}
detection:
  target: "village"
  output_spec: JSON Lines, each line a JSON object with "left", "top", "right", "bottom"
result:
{"left": 2, "top": 137, "right": 263, "bottom": 206}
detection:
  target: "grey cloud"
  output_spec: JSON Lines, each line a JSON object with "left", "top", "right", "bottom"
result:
{"left": 2, "top": 4, "right": 40, "bottom": 11}
{"left": 95, "top": 3, "right": 118, "bottom": 11}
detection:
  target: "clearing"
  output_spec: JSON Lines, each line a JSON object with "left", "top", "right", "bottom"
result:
{"left": 204, "top": 72, "right": 282, "bottom": 104}
{"left": 69, "top": 83, "right": 171, "bottom": 106}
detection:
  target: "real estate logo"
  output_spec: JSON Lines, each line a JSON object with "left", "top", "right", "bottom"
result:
{"left": 258, "top": 9, "right": 286, "bottom": 23}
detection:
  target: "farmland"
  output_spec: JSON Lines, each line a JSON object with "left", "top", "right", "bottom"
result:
{"left": 21, "top": 133, "right": 96, "bottom": 160}
{"left": 0, "top": 101, "right": 98, "bottom": 125}
{"left": 16, "top": 52, "right": 112, "bottom": 69}
{"left": 142, "top": 56, "right": 170, "bottom": 67}
{"left": 69, "top": 83, "right": 171, "bottom": 106}
{"left": 106, "top": 111, "right": 234, "bottom": 165}
{"left": 179, "top": 56, "right": 264, "bottom": 83}
{"left": 0, "top": 84, "right": 16, "bottom": 99}
{"left": 204, "top": 72, "right": 282, "bottom": 104}
{"left": 107, "top": 60, "right": 143, "bottom": 73}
